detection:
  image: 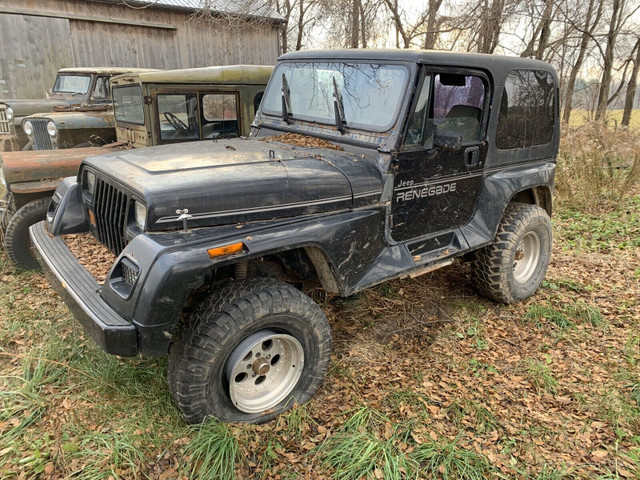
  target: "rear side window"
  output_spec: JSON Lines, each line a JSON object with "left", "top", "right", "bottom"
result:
{"left": 497, "top": 70, "right": 555, "bottom": 149}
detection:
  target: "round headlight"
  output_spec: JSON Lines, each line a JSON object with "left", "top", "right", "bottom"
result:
{"left": 47, "top": 121, "right": 57, "bottom": 137}
{"left": 6, "top": 107, "right": 13, "bottom": 121}
{"left": 134, "top": 201, "right": 147, "bottom": 231}
{"left": 85, "top": 171, "right": 96, "bottom": 193}
{"left": 23, "top": 120, "right": 33, "bottom": 136}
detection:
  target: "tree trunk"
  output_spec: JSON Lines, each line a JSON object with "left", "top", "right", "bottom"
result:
{"left": 383, "top": 0, "right": 410, "bottom": 48}
{"left": 350, "top": 0, "right": 360, "bottom": 48}
{"left": 596, "top": 0, "right": 623, "bottom": 121}
{"left": 562, "top": 0, "right": 602, "bottom": 124}
{"left": 622, "top": 38, "right": 640, "bottom": 127}
{"left": 423, "top": 0, "right": 443, "bottom": 49}
{"left": 295, "top": 0, "right": 305, "bottom": 50}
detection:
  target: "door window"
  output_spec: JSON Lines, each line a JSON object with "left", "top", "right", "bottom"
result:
{"left": 157, "top": 94, "right": 199, "bottom": 140}
{"left": 404, "top": 73, "right": 485, "bottom": 148}
{"left": 433, "top": 74, "right": 485, "bottom": 144}
{"left": 201, "top": 93, "right": 238, "bottom": 139}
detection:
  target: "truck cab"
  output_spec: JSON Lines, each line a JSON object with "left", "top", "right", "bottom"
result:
{"left": 1, "top": 67, "right": 156, "bottom": 151}
{"left": 110, "top": 65, "right": 273, "bottom": 148}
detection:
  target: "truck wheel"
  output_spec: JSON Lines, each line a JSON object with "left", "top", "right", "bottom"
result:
{"left": 5, "top": 198, "right": 49, "bottom": 270}
{"left": 471, "top": 203, "right": 552, "bottom": 303}
{"left": 168, "top": 278, "right": 332, "bottom": 424}
{"left": 0, "top": 196, "right": 16, "bottom": 248}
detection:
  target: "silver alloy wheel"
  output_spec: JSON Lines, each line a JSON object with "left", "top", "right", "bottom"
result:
{"left": 225, "top": 329, "right": 304, "bottom": 414}
{"left": 513, "top": 231, "right": 541, "bottom": 283}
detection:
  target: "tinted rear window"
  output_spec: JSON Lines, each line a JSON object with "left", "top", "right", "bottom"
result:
{"left": 497, "top": 70, "right": 555, "bottom": 150}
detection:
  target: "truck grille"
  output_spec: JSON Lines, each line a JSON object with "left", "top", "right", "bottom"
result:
{"left": 31, "top": 119, "right": 54, "bottom": 150}
{"left": 93, "top": 177, "right": 131, "bottom": 255}
{"left": 0, "top": 106, "right": 10, "bottom": 135}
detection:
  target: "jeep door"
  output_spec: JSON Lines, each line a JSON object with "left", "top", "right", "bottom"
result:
{"left": 390, "top": 68, "right": 490, "bottom": 256}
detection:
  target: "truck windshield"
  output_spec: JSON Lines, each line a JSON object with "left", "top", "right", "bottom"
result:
{"left": 262, "top": 62, "right": 408, "bottom": 132}
{"left": 113, "top": 85, "right": 144, "bottom": 125}
{"left": 52, "top": 75, "right": 91, "bottom": 94}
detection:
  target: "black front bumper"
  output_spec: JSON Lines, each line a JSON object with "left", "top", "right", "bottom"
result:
{"left": 29, "top": 221, "right": 137, "bottom": 356}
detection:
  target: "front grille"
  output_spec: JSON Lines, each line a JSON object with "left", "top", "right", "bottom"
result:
{"left": 31, "top": 119, "right": 53, "bottom": 150}
{"left": 93, "top": 177, "right": 131, "bottom": 255}
{"left": 0, "top": 106, "right": 10, "bottom": 135}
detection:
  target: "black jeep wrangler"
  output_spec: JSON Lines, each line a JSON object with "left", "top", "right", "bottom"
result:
{"left": 31, "top": 50, "right": 558, "bottom": 424}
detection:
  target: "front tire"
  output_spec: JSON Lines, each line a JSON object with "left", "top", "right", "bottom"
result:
{"left": 5, "top": 198, "right": 49, "bottom": 270}
{"left": 168, "top": 278, "right": 332, "bottom": 424}
{"left": 471, "top": 203, "right": 552, "bottom": 303}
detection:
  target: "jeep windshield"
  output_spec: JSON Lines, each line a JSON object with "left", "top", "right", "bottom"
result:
{"left": 52, "top": 74, "right": 91, "bottom": 95}
{"left": 262, "top": 62, "right": 408, "bottom": 132}
{"left": 113, "top": 85, "right": 144, "bottom": 125}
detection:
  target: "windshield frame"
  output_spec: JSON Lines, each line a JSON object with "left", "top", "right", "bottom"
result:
{"left": 52, "top": 74, "right": 92, "bottom": 95}
{"left": 261, "top": 61, "right": 410, "bottom": 133}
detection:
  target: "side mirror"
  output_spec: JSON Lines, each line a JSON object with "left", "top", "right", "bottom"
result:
{"left": 434, "top": 130, "right": 462, "bottom": 150}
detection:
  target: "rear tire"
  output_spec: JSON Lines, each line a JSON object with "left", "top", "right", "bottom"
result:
{"left": 168, "top": 278, "right": 332, "bottom": 424}
{"left": 471, "top": 203, "right": 552, "bottom": 303}
{"left": 5, "top": 198, "right": 49, "bottom": 270}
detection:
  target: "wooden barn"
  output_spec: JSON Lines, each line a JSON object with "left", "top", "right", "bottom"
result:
{"left": 0, "top": 0, "right": 284, "bottom": 99}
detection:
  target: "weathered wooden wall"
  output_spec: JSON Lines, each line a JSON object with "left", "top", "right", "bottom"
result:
{"left": 0, "top": 0, "right": 281, "bottom": 99}
{"left": 0, "top": 14, "right": 74, "bottom": 98}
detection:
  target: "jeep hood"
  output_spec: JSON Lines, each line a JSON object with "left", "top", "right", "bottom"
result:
{"left": 1, "top": 147, "right": 109, "bottom": 187}
{"left": 28, "top": 110, "right": 115, "bottom": 129}
{"left": 83, "top": 138, "right": 383, "bottom": 230}
{"left": 1, "top": 99, "right": 72, "bottom": 121}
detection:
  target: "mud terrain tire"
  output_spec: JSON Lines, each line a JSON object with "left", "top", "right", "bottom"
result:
{"left": 471, "top": 202, "right": 552, "bottom": 303}
{"left": 168, "top": 278, "right": 332, "bottom": 424}
{"left": 5, "top": 198, "right": 49, "bottom": 270}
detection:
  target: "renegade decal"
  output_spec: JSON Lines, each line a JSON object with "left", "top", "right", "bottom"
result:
{"left": 395, "top": 182, "right": 457, "bottom": 202}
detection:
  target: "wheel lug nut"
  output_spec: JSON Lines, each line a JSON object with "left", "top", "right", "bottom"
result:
{"left": 266, "top": 354, "right": 271, "bottom": 359}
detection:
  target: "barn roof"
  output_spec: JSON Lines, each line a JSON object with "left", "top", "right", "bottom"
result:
{"left": 87, "top": 0, "right": 285, "bottom": 22}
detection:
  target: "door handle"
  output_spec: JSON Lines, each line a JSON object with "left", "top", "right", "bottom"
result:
{"left": 464, "top": 146, "right": 480, "bottom": 168}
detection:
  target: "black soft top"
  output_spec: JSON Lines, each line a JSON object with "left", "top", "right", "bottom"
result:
{"left": 278, "top": 49, "right": 557, "bottom": 85}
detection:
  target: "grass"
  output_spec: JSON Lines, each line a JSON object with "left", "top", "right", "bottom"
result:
{"left": 183, "top": 421, "right": 239, "bottom": 480}
{"left": 410, "top": 433, "right": 494, "bottom": 480}
{"left": 1, "top": 127, "right": 640, "bottom": 478}
{"left": 524, "top": 359, "right": 559, "bottom": 394}
{"left": 525, "top": 305, "right": 573, "bottom": 329}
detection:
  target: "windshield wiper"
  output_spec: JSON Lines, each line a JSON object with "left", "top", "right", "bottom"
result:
{"left": 281, "top": 73, "right": 292, "bottom": 124}
{"left": 332, "top": 77, "right": 346, "bottom": 133}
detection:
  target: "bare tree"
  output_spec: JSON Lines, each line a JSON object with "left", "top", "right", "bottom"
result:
{"left": 594, "top": 0, "right": 640, "bottom": 120}
{"left": 621, "top": 37, "right": 640, "bottom": 127}
{"left": 423, "top": 0, "right": 444, "bottom": 49}
{"left": 520, "top": 0, "right": 555, "bottom": 60}
{"left": 559, "top": 0, "right": 604, "bottom": 123}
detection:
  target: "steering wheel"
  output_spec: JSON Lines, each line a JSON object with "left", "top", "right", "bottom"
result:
{"left": 164, "top": 112, "right": 189, "bottom": 133}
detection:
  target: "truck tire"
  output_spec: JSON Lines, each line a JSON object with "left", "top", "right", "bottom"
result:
{"left": 5, "top": 198, "right": 49, "bottom": 270}
{"left": 168, "top": 278, "right": 332, "bottom": 424}
{"left": 471, "top": 202, "right": 552, "bottom": 303}
{"left": 0, "top": 196, "right": 16, "bottom": 248}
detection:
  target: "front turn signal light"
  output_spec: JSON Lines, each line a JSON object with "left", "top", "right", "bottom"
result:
{"left": 207, "top": 242, "right": 245, "bottom": 258}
